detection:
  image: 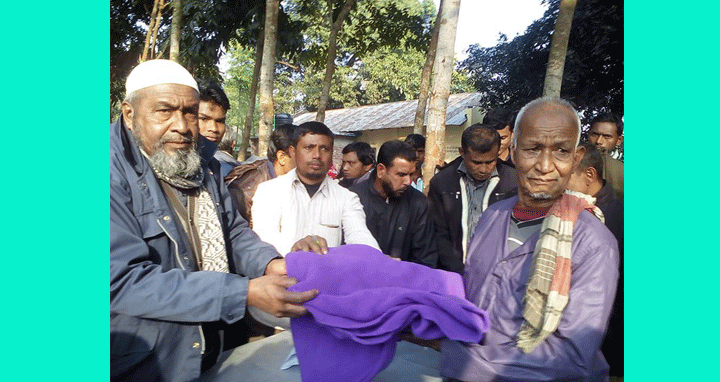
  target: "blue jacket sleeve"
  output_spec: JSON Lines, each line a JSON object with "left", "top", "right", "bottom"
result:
{"left": 110, "top": 171, "right": 276, "bottom": 325}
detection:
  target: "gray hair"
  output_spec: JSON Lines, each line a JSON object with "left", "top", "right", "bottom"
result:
{"left": 512, "top": 97, "right": 581, "bottom": 148}
{"left": 123, "top": 91, "right": 138, "bottom": 108}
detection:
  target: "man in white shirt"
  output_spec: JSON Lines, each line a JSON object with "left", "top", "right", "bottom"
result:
{"left": 252, "top": 122, "right": 380, "bottom": 255}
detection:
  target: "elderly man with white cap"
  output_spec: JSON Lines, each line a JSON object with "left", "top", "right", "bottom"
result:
{"left": 110, "top": 59, "right": 318, "bottom": 382}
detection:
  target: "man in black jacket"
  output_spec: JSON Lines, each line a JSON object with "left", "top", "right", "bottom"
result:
{"left": 350, "top": 140, "right": 438, "bottom": 268}
{"left": 567, "top": 141, "right": 624, "bottom": 378}
{"left": 428, "top": 124, "right": 518, "bottom": 274}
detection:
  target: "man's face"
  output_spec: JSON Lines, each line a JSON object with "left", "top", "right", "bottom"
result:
{"left": 511, "top": 103, "right": 584, "bottom": 208}
{"left": 294, "top": 133, "right": 333, "bottom": 184}
{"left": 588, "top": 122, "right": 621, "bottom": 152}
{"left": 497, "top": 125, "right": 513, "bottom": 154}
{"left": 377, "top": 158, "right": 415, "bottom": 199}
{"left": 341, "top": 151, "right": 372, "bottom": 180}
{"left": 123, "top": 84, "right": 199, "bottom": 156}
{"left": 198, "top": 100, "right": 227, "bottom": 144}
{"left": 414, "top": 147, "right": 425, "bottom": 165}
{"left": 459, "top": 145, "right": 499, "bottom": 182}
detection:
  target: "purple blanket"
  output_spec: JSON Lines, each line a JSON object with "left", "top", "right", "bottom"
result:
{"left": 287, "top": 244, "right": 490, "bottom": 382}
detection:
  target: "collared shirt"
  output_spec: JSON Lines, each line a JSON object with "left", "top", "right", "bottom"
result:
{"left": 251, "top": 169, "right": 380, "bottom": 255}
{"left": 457, "top": 161, "right": 499, "bottom": 237}
{"left": 410, "top": 177, "right": 424, "bottom": 192}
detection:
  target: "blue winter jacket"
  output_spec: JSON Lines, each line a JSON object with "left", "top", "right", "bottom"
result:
{"left": 110, "top": 118, "right": 280, "bottom": 382}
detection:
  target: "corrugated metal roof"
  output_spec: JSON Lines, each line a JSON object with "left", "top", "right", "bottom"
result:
{"left": 292, "top": 92, "right": 483, "bottom": 133}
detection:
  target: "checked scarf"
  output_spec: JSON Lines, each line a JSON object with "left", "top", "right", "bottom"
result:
{"left": 516, "top": 191, "right": 603, "bottom": 353}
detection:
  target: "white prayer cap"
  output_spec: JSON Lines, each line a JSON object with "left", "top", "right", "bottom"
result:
{"left": 125, "top": 59, "right": 199, "bottom": 95}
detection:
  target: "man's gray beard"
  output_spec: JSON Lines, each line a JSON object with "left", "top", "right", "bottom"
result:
{"left": 528, "top": 192, "right": 555, "bottom": 200}
{"left": 133, "top": 129, "right": 201, "bottom": 180}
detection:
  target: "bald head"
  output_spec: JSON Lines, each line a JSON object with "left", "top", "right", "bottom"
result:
{"left": 513, "top": 98, "right": 581, "bottom": 148}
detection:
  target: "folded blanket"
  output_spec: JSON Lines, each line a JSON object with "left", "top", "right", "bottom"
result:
{"left": 287, "top": 244, "right": 490, "bottom": 382}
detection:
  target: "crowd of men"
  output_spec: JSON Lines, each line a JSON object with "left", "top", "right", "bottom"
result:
{"left": 111, "top": 60, "right": 624, "bottom": 382}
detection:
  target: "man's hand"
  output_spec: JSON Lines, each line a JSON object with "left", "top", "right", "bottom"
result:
{"left": 291, "top": 235, "right": 329, "bottom": 254}
{"left": 398, "top": 332, "right": 442, "bottom": 352}
{"left": 265, "top": 258, "right": 287, "bottom": 276}
{"left": 247, "top": 275, "right": 318, "bottom": 318}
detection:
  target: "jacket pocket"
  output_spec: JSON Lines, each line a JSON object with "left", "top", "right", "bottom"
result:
{"left": 137, "top": 210, "right": 165, "bottom": 240}
{"left": 111, "top": 323, "right": 161, "bottom": 356}
{"left": 111, "top": 322, "right": 162, "bottom": 380}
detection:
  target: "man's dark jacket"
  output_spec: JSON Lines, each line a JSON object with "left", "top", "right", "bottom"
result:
{"left": 225, "top": 159, "right": 275, "bottom": 228}
{"left": 428, "top": 156, "right": 517, "bottom": 274}
{"left": 349, "top": 174, "right": 439, "bottom": 268}
{"left": 594, "top": 181, "right": 624, "bottom": 376}
{"left": 110, "top": 118, "right": 279, "bottom": 382}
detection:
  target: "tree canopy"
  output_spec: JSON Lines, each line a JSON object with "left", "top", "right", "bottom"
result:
{"left": 110, "top": 0, "right": 305, "bottom": 117}
{"left": 111, "top": 0, "right": 473, "bottom": 122}
{"left": 459, "top": 0, "right": 623, "bottom": 122}
{"left": 269, "top": 0, "right": 471, "bottom": 114}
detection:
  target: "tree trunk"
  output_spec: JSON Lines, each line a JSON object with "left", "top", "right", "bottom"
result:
{"left": 422, "top": 0, "right": 461, "bottom": 194}
{"left": 237, "top": 28, "right": 265, "bottom": 161}
{"left": 141, "top": 0, "right": 162, "bottom": 61}
{"left": 413, "top": 0, "right": 443, "bottom": 135}
{"left": 543, "top": 0, "right": 578, "bottom": 97}
{"left": 315, "top": 0, "right": 356, "bottom": 123}
{"left": 169, "top": 0, "right": 182, "bottom": 62}
{"left": 258, "top": 0, "right": 279, "bottom": 158}
{"left": 149, "top": 0, "right": 167, "bottom": 59}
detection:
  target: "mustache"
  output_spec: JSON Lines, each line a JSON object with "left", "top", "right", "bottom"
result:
{"left": 160, "top": 134, "right": 194, "bottom": 144}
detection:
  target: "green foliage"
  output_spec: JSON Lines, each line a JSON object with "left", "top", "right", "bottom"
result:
{"left": 110, "top": 0, "right": 306, "bottom": 119}
{"left": 460, "top": 0, "right": 624, "bottom": 121}
{"left": 111, "top": 0, "right": 472, "bottom": 119}
{"left": 270, "top": 0, "right": 471, "bottom": 113}
{"left": 222, "top": 40, "right": 258, "bottom": 134}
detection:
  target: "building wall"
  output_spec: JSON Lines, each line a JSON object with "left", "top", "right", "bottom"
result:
{"left": 332, "top": 135, "right": 356, "bottom": 172}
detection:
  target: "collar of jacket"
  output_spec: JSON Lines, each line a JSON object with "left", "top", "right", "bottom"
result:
{"left": 113, "top": 118, "right": 217, "bottom": 176}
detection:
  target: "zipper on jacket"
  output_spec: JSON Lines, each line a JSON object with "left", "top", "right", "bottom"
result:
{"left": 199, "top": 325, "right": 206, "bottom": 355}
{"left": 157, "top": 218, "right": 186, "bottom": 271}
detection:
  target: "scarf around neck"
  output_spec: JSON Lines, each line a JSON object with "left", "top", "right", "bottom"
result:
{"left": 516, "top": 191, "right": 603, "bottom": 353}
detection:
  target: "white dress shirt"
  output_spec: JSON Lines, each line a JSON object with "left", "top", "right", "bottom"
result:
{"left": 251, "top": 169, "right": 380, "bottom": 255}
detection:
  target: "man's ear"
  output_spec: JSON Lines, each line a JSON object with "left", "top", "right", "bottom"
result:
{"left": 375, "top": 163, "right": 387, "bottom": 178}
{"left": 587, "top": 166, "right": 599, "bottom": 183}
{"left": 362, "top": 163, "right": 373, "bottom": 173}
{"left": 616, "top": 135, "right": 624, "bottom": 148}
{"left": 509, "top": 144, "right": 516, "bottom": 164}
{"left": 121, "top": 102, "right": 134, "bottom": 131}
{"left": 277, "top": 150, "right": 289, "bottom": 166}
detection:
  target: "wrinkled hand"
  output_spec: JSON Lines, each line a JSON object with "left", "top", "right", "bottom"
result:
{"left": 265, "top": 258, "right": 287, "bottom": 276}
{"left": 291, "top": 235, "right": 329, "bottom": 254}
{"left": 247, "top": 274, "right": 318, "bottom": 318}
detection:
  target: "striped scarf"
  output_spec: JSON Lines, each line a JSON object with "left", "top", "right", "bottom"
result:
{"left": 516, "top": 191, "right": 603, "bottom": 353}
